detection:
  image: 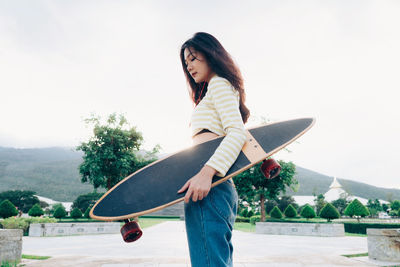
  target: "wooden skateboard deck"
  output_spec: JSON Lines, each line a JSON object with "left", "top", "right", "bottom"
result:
{"left": 90, "top": 118, "right": 315, "bottom": 221}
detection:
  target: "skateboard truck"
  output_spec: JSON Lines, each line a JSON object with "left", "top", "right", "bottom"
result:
{"left": 260, "top": 158, "right": 281, "bottom": 179}
{"left": 121, "top": 219, "right": 143, "bottom": 243}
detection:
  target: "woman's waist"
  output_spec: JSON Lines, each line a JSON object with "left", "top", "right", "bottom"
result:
{"left": 192, "top": 130, "right": 219, "bottom": 146}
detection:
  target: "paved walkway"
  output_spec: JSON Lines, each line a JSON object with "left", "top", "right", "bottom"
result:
{"left": 21, "top": 221, "right": 389, "bottom": 266}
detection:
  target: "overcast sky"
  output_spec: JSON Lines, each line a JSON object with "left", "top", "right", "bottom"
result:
{"left": 1, "top": 1, "right": 399, "bottom": 190}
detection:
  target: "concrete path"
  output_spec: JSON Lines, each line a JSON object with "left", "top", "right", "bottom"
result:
{"left": 21, "top": 221, "right": 381, "bottom": 267}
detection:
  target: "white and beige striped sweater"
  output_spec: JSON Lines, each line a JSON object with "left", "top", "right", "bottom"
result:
{"left": 191, "top": 75, "right": 247, "bottom": 177}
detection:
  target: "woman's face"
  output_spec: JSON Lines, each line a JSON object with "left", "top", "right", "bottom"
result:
{"left": 184, "top": 48, "right": 214, "bottom": 83}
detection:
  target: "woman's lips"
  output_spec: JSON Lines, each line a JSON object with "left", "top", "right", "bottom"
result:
{"left": 192, "top": 72, "right": 197, "bottom": 77}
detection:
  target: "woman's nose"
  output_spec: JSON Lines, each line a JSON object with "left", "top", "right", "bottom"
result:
{"left": 187, "top": 63, "right": 192, "bottom": 72}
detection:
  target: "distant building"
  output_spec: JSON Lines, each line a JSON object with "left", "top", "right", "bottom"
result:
{"left": 36, "top": 195, "right": 73, "bottom": 213}
{"left": 293, "top": 177, "right": 388, "bottom": 206}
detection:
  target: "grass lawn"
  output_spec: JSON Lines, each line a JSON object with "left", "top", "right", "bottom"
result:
{"left": 22, "top": 254, "right": 51, "bottom": 260}
{"left": 342, "top": 252, "right": 368, "bottom": 258}
{"left": 345, "top": 233, "right": 367, "bottom": 237}
{"left": 134, "top": 217, "right": 257, "bottom": 232}
{"left": 137, "top": 217, "right": 180, "bottom": 229}
{"left": 234, "top": 222, "right": 255, "bottom": 232}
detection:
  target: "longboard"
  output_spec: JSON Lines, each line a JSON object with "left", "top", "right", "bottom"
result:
{"left": 90, "top": 118, "right": 315, "bottom": 241}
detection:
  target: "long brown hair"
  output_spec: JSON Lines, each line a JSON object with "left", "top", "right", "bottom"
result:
{"left": 180, "top": 32, "right": 250, "bottom": 124}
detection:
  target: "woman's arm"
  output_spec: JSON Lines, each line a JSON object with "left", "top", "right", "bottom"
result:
{"left": 178, "top": 77, "right": 246, "bottom": 203}
{"left": 204, "top": 77, "right": 247, "bottom": 177}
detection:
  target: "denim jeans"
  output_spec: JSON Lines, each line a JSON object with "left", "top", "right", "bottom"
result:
{"left": 184, "top": 179, "right": 238, "bottom": 267}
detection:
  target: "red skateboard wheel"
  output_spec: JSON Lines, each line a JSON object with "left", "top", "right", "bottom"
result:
{"left": 121, "top": 220, "right": 143, "bottom": 243}
{"left": 260, "top": 158, "right": 281, "bottom": 179}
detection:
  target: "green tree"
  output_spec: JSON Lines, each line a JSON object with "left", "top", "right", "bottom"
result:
{"left": 390, "top": 200, "right": 400, "bottom": 211}
{"left": 39, "top": 201, "right": 49, "bottom": 209}
{"left": 265, "top": 199, "right": 278, "bottom": 215}
{"left": 284, "top": 204, "right": 297, "bottom": 218}
{"left": 270, "top": 206, "right": 283, "bottom": 219}
{"left": 70, "top": 208, "right": 82, "bottom": 219}
{"left": 72, "top": 192, "right": 104, "bottom": 213}
{"left": 344, "top": 199, "right": 370, "bottom": 222}
{"left": 319, "top": 203, "right": 340, "bottom": 222}
{"left": 234, "top": 160, "right": 296, "bottom": 222}
{"left": 366, "top": 199, "right": 383, "bottom": 216}
{"left": 77, "top": 113, "right": 159, "bottom": 190}
{"left": 53, "top": 205, "right": 67, "bottom": 220}
{"left": 314, "top": 194, "right": 326, "bottom": 215}
{"left": 28, "top": 203, "right": 44, "bottom": 217}
{"left": 0, "top": 199, "right": 18, "bottom": 218}
{"left": 0, "top": 190, "right": 39, "bottom": 213}
{"left": 389, "top": 210, "right": 398, "bottom": 217}
{"left": 331, "top": 198, "right": 350, "bottom": 215}
{"left": 84, "top": 207, "right": 91, "bottom": 218}
{"left": 277, "top": 196, "right": 298, "bottom": 214}
{"left": 382, "top": 203, "right": 390, "bottom": 212}
{"left": 300, "top": 204, "right": 316, "bottom": 220}
{"left": 50, "top": 203, "right": 64, "bottom": 215}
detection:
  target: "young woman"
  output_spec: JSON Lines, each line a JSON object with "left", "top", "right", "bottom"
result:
{"left": 177, "top": 32, "right": 250, "bottom": 267}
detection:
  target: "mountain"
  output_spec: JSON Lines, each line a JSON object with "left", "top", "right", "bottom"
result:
{"left": 0, "top": 147, "right": 93, "bottom": 202}
{"left": 0, "top": 146, "right": 399, "bottom": 202}
{"left": 287, "top": 166, "right": 400, "bottom": 201}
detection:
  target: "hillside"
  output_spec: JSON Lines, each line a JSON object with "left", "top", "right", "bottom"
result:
{"left": 0, "top": 147, "right": 93, "bottom": 201}
{"left": 288, "top": 166, "right": 400, "bottom": 201}
{"left": 0, "top": 146, "right": 399, "bottom": 202}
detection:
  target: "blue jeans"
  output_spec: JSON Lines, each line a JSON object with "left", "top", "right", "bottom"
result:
{"left": 184, "top": 179, "right": 238, "bottom": 267}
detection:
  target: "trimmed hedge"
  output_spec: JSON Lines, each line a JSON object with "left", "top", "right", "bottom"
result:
{"left": 235, "top": 216, "right": 250, "bottom": 223}
{"left": 250, "top": 215, "right": 261, "bottom": 225}
{"left": 344, "top": 222, "right": 400, "bottom": 234}
{"left": 263, "top": 218, "right": 332, "bottom": 223}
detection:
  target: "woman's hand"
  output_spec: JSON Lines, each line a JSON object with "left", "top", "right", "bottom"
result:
{"left": 177, "top": 165, "right": 217, "bottom": 203}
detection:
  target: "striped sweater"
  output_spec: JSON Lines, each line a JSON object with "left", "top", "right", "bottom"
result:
{"left": 191, "top": 75, "right": 247, "bottom": 177}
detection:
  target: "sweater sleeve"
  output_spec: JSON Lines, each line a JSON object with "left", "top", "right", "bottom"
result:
{"left": 205, "top": 77, "right": 247, "bottom": 177}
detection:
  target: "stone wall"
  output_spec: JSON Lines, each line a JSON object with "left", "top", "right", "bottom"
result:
{"left": 256, "top": 222, "right": 345, "bottom": 237}
{"left": 29, "top": 222, "right": 121, "bottom": 237}
{"left": 148, "top": 201, "right": 184, "bottom": 217}
{"left": 0, "top": 229, "right": 23, "bottom": 263}
{"left": 367, "top": 228, "right": 400, "bottom": 262}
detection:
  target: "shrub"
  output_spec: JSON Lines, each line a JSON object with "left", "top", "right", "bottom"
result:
{"left": 0, "top": 200, "right": 18, "bottom": 219}
{"left": 0, "top": 190, "right": 39, "bottom": 213}
{"left": 84, "top": 207, "right": 91, "bottom": 218}
{"left": 344, "top": 199, "right": 369, "bottom": 221}
{"left": 390, "top": 200, "right": 400, "bottom": 211}
{"left": 0, "top": 217, "right": 57, "bottom": 235}
{"left": 72, "top": 192, "right": 104, "bottom": 213}
{"left": 24, "top": 217, "right": 57, "bottom": 225}
{"left": 398, "top": 209, "right": 400, "bottom": 217}
{"left": 250, "top": 215, "right": 261, "bottom": 225}
{"left": 270, "top": 206, "right": 283, "bottom": 219}
{"left": 0, "top": 217, "right": 29, "bottom": 231}
{"left": 388, "top": 210, "right": 398, "bottom": 217}
{"left": 240, "top": 208, "right": 248, "bottom": 217}
{"left": 235, "top": 216, "right": 250, "bottom": 223}
{"left": 53, "top": 206, "right": 67, "bottom": 219}
{"left": 319, "top": 203, "right": 340, "bottom": 222}
{"left": 300, "top": 204, "right": 316, "bottom": 219}
{"left": 284, "top": 204, "right": 297, "bottom": 218}
{"left": 344, "top": 222, "right": 400, "bottom": 234}
{"left": 247, "top": 210, "right": 254, "bottom": 218}
{"left": 28, "top": 204, "right": 44, "bottom": 217}
{"left": 70, "top": 208, "right": 82, "bottom": 219}
{"left": 50, "top": 203, "right": 64, "bottom": 215}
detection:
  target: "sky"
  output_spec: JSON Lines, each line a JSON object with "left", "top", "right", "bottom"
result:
{"left": 1, "top": 1, "right": 399, "bottom": 190}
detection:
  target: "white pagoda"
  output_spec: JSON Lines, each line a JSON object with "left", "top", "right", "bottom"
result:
{"left": 324, "top": 177, "right": 347, "bottom": 202}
